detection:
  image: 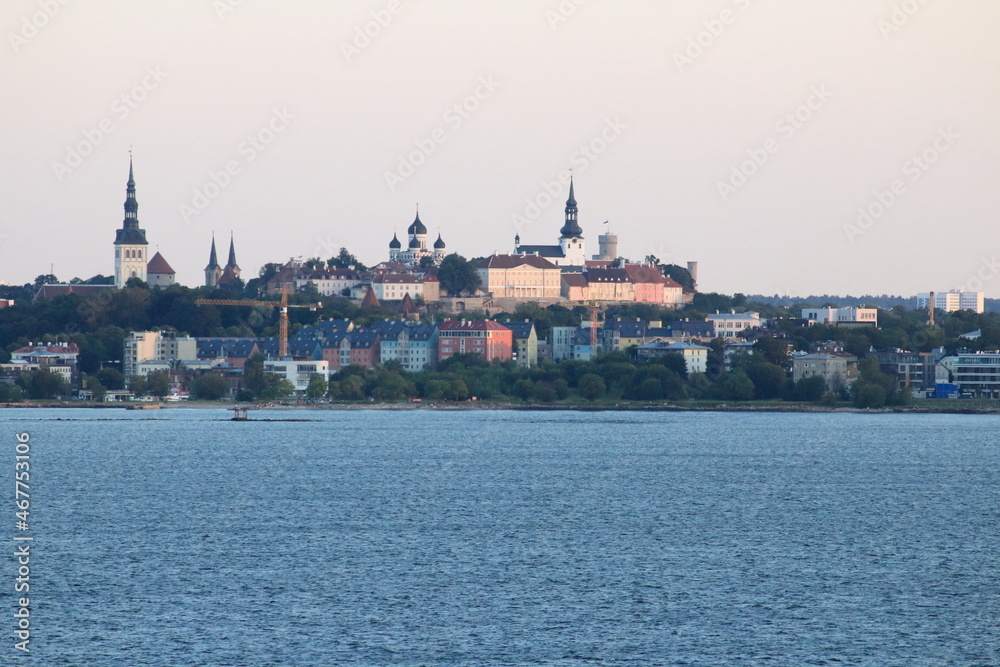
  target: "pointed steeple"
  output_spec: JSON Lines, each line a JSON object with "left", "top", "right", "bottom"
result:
{"left": 206, "top": 235, "right": 220, "bottom": 270}
{"left": 560, "top": 175, "right": 582, "bottom": 238}
{"left": 226, "top": 233, "right": 240, "bottom": 271}
{"left": 114, "top": 156, "right": 148, "bottom": 245}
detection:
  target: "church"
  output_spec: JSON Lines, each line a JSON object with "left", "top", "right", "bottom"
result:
{"left": 388, "top": 207, "right": 447, "bottom": 267}
{"left": 113, "top": 158, "right": 176, "bottom": 288}
{"left": 513, "top": 176, "right": 586, "bottom": 267}
{"left": 112, "top": 157, "right": 240, "bottom": 289}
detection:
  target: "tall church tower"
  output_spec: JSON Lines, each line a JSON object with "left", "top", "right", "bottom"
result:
{"left": 224, "top": 233, "right": 240, "bottom": 279}
{"left": 205, "top": 235, "right": 222, "bottom": 287}
{"left": 558, "top": 176, "right": 586, "bottom": 266}
{"left": 114, "top": 157, "right": 149, "bottom": 288}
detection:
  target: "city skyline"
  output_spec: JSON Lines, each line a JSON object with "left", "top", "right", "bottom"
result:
{"left": 2, "top": 1, "right": 999, "bottom": 296}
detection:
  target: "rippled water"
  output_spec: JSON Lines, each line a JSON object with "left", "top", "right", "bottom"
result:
{"left": 5, "top": 408, "right": 999, "bottom": 665}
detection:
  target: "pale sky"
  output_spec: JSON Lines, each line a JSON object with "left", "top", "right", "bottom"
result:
{"left": 3, "top": 0, "right": 999, "bottom": 297}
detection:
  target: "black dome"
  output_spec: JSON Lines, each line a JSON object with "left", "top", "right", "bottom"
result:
{"left": 433, "top": 233, "right": 445, "bottom": 249}
{"left": 407, "top": 213, "right": 427, "bottom": 236}
{"left": 389, "top": 233, "right": 401, "bottom": 249}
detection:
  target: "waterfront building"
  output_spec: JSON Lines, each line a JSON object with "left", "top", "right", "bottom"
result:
{"left": 792, "top": 353, "right": 858, "bottom": 391}
{"left": 437, "top": 319, "right": 513, "bottom": 363}
{"left": 503, "top": 320, "right": 539, "bottom": 367}
{"left": 635, "top": 340, "right": 710, "bottom": 375}
{"left": 936, "top": 352, "right": 1000, "bottom": 398}
{"left": 124, "top": 331, "right": 197, "bottom": 378}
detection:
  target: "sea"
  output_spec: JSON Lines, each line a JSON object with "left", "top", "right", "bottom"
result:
{"left": 3, "top": 408, "right": 999, "bottom": 666}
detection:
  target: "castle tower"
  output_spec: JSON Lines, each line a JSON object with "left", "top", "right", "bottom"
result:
{"left": 205, "top": 235, "right": 222, "bottom": 287}
{"left": 593, "top": 226, "right": 618, "bottom": 261}
{"left": 114, "top": 157, "right": 149, "bottom": 288}
{"left": 558, "top": 176, "right": 586, "bottom": 266}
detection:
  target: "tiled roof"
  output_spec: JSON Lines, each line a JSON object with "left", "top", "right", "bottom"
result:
{"left": 514, "top": 245, "right": 564, "bottom": 259}
{"left": 146, "top": 251, "right": 175, "bottom": 275}
{"left": 476, "top": 254, "right": 560, "bottom": 270}
{"left": 438, "top": 319, "right": 511, "bottom": 332}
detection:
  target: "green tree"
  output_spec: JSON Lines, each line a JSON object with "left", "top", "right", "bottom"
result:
{"left": 306, "top": 373, "right": 328, "bottom": 399}
{"left": 723, "top": 370, "right": 755, "bottom": 401}
{"left": 23, "top": 368, "right": 69, "bottom": 399}
{"left": 513, "top": 379, "right": 534, "bottom": 401}
{"left": 96, "top": 367, "right": 125, "bottom": 390}
{"left": 437, "top": 254, "right": 482, "bottom": 296}
{"left": 445, "top": 378, "right": 470, "bottom": 401}
{"left": 745, "top": 362, "right": 787, "bottom": 400}
{"left": 793, "top": 375, "right": 827, "bottom": 402}
{"left": 147, "top": 370, "right": 171, "bottom": 398}
{"left": 327, "top": 248, "right": 368, "bottom": 271}
{"left": 128, "top": 374, "right": 149, "bottom": 397}
{"left": 577, "top": 373, "right": 606, "bottom": 400}
{"left": 190, "top": 373, "right": 229, "bottom": 400}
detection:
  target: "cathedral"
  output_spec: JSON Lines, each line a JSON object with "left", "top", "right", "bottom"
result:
{"left": 513, "top": 176, "right": 586, "bottom": 267}
{"left": 205, "top": 233, "right": 241, "bottom": 287}
{"left": 388, "top": 207, "right": 447, "bottom": 267}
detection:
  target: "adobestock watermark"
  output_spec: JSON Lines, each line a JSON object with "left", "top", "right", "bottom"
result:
{"left": 213, "top": 0, "right": 246, "bottom": 21}
{"left": 51, "top": 65, "right": 168, "bottom": 182}
{"left": 954, "top": 254, "right": 1000, "bottom": 295}
{"left": 341, "top": 0, "right": 403, "bottom": 62}
{"left": 384, "top": 76, "right": 500, "bottom": 192}
{"left": 179, "top": 107, "right": 294, "bottom": 223}
{"left": 843, "top": 125, "right": 958, "bottom": 244}
{"left": 510, "top": 117, "right": 627, "bottom": 236}
{"left": 673, "top": 0, "right": 752, "bottom": 73}
{"left": 7, "top": 0, "right": 70, "bottom": 53}
{"left": 878, "top": 0, "right": 931, "bottom": 39}
{"left": 716, "top": 84, "right": 832, "bottom": 202}
{"left": 545, "top": 0, "right": 585, "bottom": 31}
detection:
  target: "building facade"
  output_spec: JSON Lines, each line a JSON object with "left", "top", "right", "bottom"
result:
{"left": 437, "top": 320, "right": 513, "bottom": 363}
{"left": 475, "top": 254, "right": 562, "bottom": 299}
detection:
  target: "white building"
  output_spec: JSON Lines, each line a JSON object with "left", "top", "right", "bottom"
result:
{"left": 124, "top": 331, "right": 198, "bottom": 378}
{"left": 371, "top": 273, "right": 425, "bottom": 301}
{"left": 936, "top": 352, "right": 1000, "bottom": 398}
{"left": 550, "top": 326, "right": 577, "bottom": 361}
{"left": 513, "top": 176, "right": 586, "bottom": 268}
{"left": 917, "top": 291, "right": 985, "bottom": 314}
{"left": 635, "top": 340, "right": 710, "bottom": 374}
{"left": 295, "top": 269, "right": 362, "bottom": 297}
{"left": 263, "top": 359, "right": 330, "bottom": 392}
{"left": 802, "top": 307, "right": 878, "bottom": 327}
{"left": 706, "top": 312, "right": 762, "bottom": 339}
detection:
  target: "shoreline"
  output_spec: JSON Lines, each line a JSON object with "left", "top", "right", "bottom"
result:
{"left": 3, "top": 401, "right": 999, "bottom": 415}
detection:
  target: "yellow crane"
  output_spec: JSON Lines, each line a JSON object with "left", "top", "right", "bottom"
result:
{"left": 195, "top": 286, "right": 321, "bottom": 358}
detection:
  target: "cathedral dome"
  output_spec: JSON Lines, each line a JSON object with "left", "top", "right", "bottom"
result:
{"left": 433, "top": 233, "right": 446, "bottom": 249}
{"left": 408, "top": 237, "right": 421, "bottom": 249}
{"left": 407, "top": 211, "right": 427, "bottom": 236}
{"left": 389, "top": 233, "right": 401, "bottom": 249}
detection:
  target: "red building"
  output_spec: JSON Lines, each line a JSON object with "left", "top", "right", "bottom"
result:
{"left": 437, "top": 320, "right": 513, "bottom": 363}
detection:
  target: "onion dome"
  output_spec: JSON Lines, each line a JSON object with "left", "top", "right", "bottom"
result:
{"left": 389, "top": 233, "right": 401, "bottom": 249}
{"left": 407, "top": 210, "right": 427, "bottom": 236}
{"left": 408, "top": 237, "right": 421, "bottom": 249}
{"left": 433, "top": 233, "right": 446, "bottom": 249}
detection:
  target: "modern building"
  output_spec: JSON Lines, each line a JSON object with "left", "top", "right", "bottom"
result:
{"left": 124, "top": 331, "right": 197, "bottom": 378}
{"left": 876, "top": 350, "right": 937, "bottom": 391}
{"left": 263, "top": 359, "right": 330, "bottom": 392}
{"left": 514, "top": 176, "right": 586, "bottom": 267}
{"left": 550, "top": 326, "right": 577, "bottom": 361}
{"left": 437, "top": 319, "right": 513, "bottom": 363}
{"left": 936, "top": 352, "right": 1000, "bottom": 398}
{"left": 475, "top": 254, "right": 562, "bottom": 300}
{"left": 917, "top": 291, "right": 985, "bottom": 314}
{"left": 802, "top": 307, "right": 878, "bottom": 327}
{"left": 707, "top": 312, "right": 763, "bottom": 339}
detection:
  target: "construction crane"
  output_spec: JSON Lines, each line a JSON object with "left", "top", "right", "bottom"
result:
{"left": 588, "top": 300, "right": 601, "bottom": 354}
{"left": 195, "top": 286, "right": 321, "bottom": 358}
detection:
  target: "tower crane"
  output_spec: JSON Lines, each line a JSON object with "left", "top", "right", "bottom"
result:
{"left": 195, "top": 286, "right": 321, "bottom": 358}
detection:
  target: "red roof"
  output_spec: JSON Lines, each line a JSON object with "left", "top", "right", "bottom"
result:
{"left": 146, "top": 251, "right": 175, "bottom": 275}
{"left": 475, "top": 254, "right": 560, "bottom": 270}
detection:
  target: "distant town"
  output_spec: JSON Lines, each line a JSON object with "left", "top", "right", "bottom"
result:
{"left": 1, "top": 160, "right": 998, "bottom": 408}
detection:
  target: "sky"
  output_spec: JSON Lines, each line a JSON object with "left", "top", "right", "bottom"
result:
{"left": 2, "top": 0, "right": 999, "bottom": 297}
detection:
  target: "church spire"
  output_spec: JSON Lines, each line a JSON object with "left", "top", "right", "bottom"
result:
{"left": 123, "top": 156, "right": 138, "bottom": 228}
{"left": 207, "top": 234, "right": 220, "bottom": 270}
{"left": 560, "top": 174, "right": 582, "bottom": 238}
{"left": 226, "top": 232, "right": 239, "bottom": 271}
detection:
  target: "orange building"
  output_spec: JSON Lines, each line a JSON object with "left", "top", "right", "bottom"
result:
{"left": 437, "top": 320, "right": 513, "bottom": 363}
